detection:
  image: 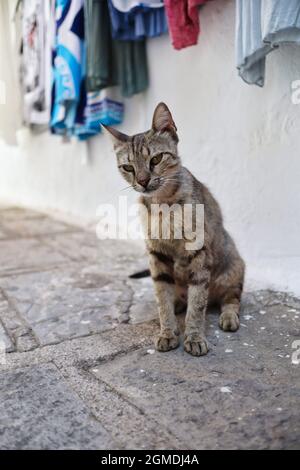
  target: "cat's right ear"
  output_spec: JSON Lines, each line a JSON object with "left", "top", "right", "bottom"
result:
{"left": 152, "top": 102, "right": 177, "bottom": 135}
{"left": 101, "top": 124, "right": 129, "bottom": 149}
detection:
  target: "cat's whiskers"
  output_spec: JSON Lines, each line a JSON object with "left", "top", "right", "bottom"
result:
{"left": 161, "top": 178, "right": 180, "bottom": 184}
{"left": 120, "top": 185, "right": 133, "bottom": 191}
{"left": 160, "top": 173, "right": 181, "bottom": 183}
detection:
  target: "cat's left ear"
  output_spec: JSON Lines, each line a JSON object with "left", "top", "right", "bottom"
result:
{"left": 152, "top": 102, "right": 177, "bottom": 135}
{"left": 101, "top": 124, "right": 129, "bottom": 148}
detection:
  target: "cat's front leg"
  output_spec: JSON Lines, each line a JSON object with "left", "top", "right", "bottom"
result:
{"left": 149, "top": 251, "right": 179, "bottom": 352}
{"left": 184, "top": 255, "right": 210, "bottom": 356}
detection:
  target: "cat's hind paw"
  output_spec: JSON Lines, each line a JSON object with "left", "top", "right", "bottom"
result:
{"left": 184, "top": 334, "right": 209, "bottom": 357}
{"left": 219, "top": 312, "right": 240, "bottom": 332}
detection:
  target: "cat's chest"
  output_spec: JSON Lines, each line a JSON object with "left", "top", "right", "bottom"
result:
{"left": 147, "top": 238, "right": 191, "bottom": 285}
{"left": 139, "top": 202, "right": 193, "bottom": 245}
{"left": 148, "top": 237, "right": 187, "bottom": 256}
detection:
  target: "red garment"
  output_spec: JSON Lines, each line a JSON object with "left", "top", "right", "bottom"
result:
{"left": 164, "top": 0, "right": 209, "bottom": 50}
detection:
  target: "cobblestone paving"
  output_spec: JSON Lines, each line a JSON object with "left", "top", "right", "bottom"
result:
{"left": 0, "top": 207, "right": 299, "bottom": 449}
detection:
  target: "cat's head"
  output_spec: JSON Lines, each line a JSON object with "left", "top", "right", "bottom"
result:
{"left": 103, "top": 103, "right": 181, "bottom": 196}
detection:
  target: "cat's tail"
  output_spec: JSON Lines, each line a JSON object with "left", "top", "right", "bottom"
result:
{"left": 129, "top": 269, "right": 151, "bottom": 279}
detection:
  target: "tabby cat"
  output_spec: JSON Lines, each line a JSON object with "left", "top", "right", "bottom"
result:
{"left": 104, "top": 103, "right": 245, "bottom": 356}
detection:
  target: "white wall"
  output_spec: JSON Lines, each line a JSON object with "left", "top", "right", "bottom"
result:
{"left": 0, "top": 0, "right": 300, "bottom": 295}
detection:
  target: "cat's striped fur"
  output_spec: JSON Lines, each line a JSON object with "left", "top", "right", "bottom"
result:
{"left": 104, "top": 103, "right": 245, "bottom": 356}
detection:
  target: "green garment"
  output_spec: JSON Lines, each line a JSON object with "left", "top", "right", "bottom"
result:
{"left": 84, "top": 0, "right": 149, "bottom": 97}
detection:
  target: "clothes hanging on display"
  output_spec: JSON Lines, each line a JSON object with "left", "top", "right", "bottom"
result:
{"left": 51, "top": 0, "right": 124, "bottom": 140}
{"left": 85, "top": 0, "right": 119, "bottom": 91}
{"left": 236, "top": 0, "right": 300, "bottom": 86}
{"left": 108, "top": 0, "right": 167, "bottom": 40}
{"left": 112, "top": 0, "right": 163, "bottom": 12}
{"left": 117, "top": 39, "right": 149, "bottom": 96}
{"left": 0, "top": 0, "right": 22, "bottom": 145}
{"left": 5, "top": 0, "right": 300, "bottom": 144}
{"left": 21, "top": 0, "right": 53, "bottom": 127}
{"left": 51, "top": 0, "right": 87, "bottom": 137}
{"left": 13, "top": 0, "right": 152, "bottom": 141}
{"left": 164, "top": 0, "right": 209, "bottom": 50}
{"left": 85, "top": 0, "right": 149, "bottom": 97}
{"left": 85, "top": 88, "right": 124, "bottom": 132}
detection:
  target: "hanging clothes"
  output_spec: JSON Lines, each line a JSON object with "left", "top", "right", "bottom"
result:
{"left": 116, "top": 40, "right": 149, "bottom": 97}
{"left": 108, "top": 0, "right": 168, "bottom": 41}
{"left": 51, "top": 0, "right": 123, "bottom": 139}
{"left": 84, "top": 0, "right": 119, "bottom": 91}
{"left": 51, "top": 0, "right": 86, "bottom": 137}
{"left": 20, "top": 0, "right": 52, "bottom": 128}
{"left": 112, "top": 0, "right": 163, "bottom": 11}
{"left": 84, "top": 0, "right": 149, "bottom": 98}
{"left": 236, "top": 0, "right": 300, "bottom": 86}
{"left": 0, "top": 0, "right": 22, "bottom": 145}
{"left": 164, "top": 0, "right": 210, "bottom": 50}
{"left": 85, "top": 89, "right": 124, "bottom": 131}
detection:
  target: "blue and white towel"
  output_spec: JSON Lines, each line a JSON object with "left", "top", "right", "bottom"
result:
{"left": 85, "top": 90, "right": 124, "bottom": 133}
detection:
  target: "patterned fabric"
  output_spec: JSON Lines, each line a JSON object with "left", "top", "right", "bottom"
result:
{"left": 51, "top": 0, "right": 86, "bottom": 137}
{"left": 51, "top": 0, "right": 123, "bottom": 140}
{"left": 0, "top": 0, "right": 22, "bottom": 144}
{"left": 108, "top": 0, "right": 168, "bottom": 40}
{"left": 164, "top": 0, "right": 209, "bottom": 50}
{"left": 21, "top": 0, "right": 52, "bottom": 126}
{"left": 85, "top": 89, "right": 124, "bottom": 133}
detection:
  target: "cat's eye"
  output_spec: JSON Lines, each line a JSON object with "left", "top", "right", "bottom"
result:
{"left": 122, "top": 164, "right": 134, "bottom": 173}
{"left": 150, "top": 153, "right": 163, "bottom": 167}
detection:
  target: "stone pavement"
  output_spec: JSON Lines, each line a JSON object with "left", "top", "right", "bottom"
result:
{"left": 0, "top": 206, "right": 299, "bottom": 450}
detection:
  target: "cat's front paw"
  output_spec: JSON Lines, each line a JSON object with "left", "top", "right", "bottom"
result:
{"left": 155, "top": 330, "right": 180, "bottom": 352}
{"left": 184, "top": 333, "right": 209, "bottom": 357}
{"left": 219, "top": 312, "right": 240, "bottom": 332}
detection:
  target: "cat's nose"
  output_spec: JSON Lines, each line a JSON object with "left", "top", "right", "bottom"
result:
{"left": 138, "top": 176, "right": 150, "bottom": 188}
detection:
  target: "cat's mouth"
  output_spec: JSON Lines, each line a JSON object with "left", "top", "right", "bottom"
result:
{"left": 144, "top": 188, "right": 159, "bottom": 195}
{"left": 134, "top": 179, "right": 162, "bottom": 195}
{"left": 135, "top": 186, "right": 160, "bottom": 195}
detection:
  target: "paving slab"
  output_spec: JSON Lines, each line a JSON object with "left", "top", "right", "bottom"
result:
{"left": 91, "top": 294, "right": 300, "bottom": 450}
{"left": 0, "top": 323, "right": 175, "bottom": 450}
{"left": 42, "top": 231, "right": 148, "bottom": 275}
{"left": 0, "top": 216, "right": 78, "bottom": 238}
{"left": 58, "top": 363, "right": 181, "bottom": 450}
{"left": 0, "top": 207, "right": 44, "bottom": 221}
{"left": 0, "top": 321, "right": 158, "bottom": 374}
{"left": 128, "top": 276, "right": 157, "bottom": 324}
{"left": 0, "top": 363, "right": 116, "bottom": 450}
{"left": 0, "top": 323, "right": 13, "bottom": 353}
{"left": 0, "top": 294, "right": 38, "bottom": 352}
{"left": 0, "top": 226, "right": 9, "bottom": 240}
{"left": 0, "top": 238, "right": 71, "bottom": 277}
{"left": 92, "top": 351, "right": 300, "bottom": 450}
{"left": 0, "top": 265, "right": 133, "bottom": 346}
